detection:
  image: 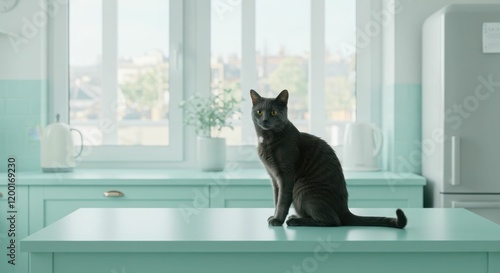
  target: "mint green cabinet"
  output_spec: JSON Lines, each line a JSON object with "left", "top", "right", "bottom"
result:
{"left": 211, "top": 185, "right": 423, "bottom": 209}
{"left": 15, "top": 169, "right": 425, "bottom": 273}
{"left": 29, "top": 186, "right": 207, "bottom": 233}
{"left": 348, "top": 185, "right": 424, "bottom": 208}
{"left": 210, "top": 186, "right": 274, "bottom": 208}
{"left": 0, "top": 186, "right": 28, "bottom": 273}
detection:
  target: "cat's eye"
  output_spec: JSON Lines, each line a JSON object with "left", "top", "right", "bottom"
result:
{"left": 271, "top": 111, "right": 278, "bottom": 116}
{"left": 257, "top": 110, "right": 263, "bottom": 116}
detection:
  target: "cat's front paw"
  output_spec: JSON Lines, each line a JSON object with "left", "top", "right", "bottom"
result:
{"left": 268, "top": 216, "right": 284, "bottom": 226}
{"left": 286, "top": 217, "right": 301, "bottom": 226}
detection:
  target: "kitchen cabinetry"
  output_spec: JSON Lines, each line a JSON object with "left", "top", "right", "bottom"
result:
{"left": 23, "top": 170, "right": 425, "bottom": 233}
{"left": 211, "top": 172, "right": 425, "bottom": 208}
{"left": 210, "top": 185, "right": 274, "bottom": 208}
{"left": 1, "top": 169, "right": 424, "bottom": 273}
{"left": 213, "top": 185, "right": 424, "bottom": 208}
{"left": 29, "top": 186, "right": 207, "bottom": 232}
{"left": 348, "top": 185, "right": 423, "bottom": 208}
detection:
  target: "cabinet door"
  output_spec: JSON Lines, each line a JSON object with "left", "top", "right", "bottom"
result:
{"left": 210, "top": 186, "right": 274, "bottom": 208}
{"left": 29, "top": 186, "right": 207, "bottom": 233}
{"left": 211, "top": 185, "right": 423, "bottom": 209}
{"left": 348, "top": 186, "right": 423, "bottom": 208}
{"left": 0, "top": 186, "right": 28, "bottom": 273}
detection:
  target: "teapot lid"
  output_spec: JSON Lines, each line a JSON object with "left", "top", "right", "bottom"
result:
{"left": 46, "top": 114, "right": 70, "bottom": 130}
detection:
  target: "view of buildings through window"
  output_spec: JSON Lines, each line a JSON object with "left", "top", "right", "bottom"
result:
{"left": 211, "top": 0, "right": 356, "bottom": 146}
{"left": 69, "top": 0, "right": 170, "bottom": 146}
{"left": 324, "top": 0, "right": 357, "bottom": 145}
{"left": 69, "top": 0, "right": 356, "bottom": 148}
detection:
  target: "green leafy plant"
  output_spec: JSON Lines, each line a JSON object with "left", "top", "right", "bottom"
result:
{"left": 179, "top": 89, "right": 241, "bottom": 138}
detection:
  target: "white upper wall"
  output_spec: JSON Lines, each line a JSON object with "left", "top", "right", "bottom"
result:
{"left": 0, "top": 0, "right": 51, "bottom": 80}
{"left": 2, "top": 0, "right": 500, "bottom": 82}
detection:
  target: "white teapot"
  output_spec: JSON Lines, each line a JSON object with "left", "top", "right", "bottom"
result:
{"left": 40, "top": 114, "right": 83, "bottom": 172}
{"left": 342, "top": 123, "right": 382, "bottom": 171}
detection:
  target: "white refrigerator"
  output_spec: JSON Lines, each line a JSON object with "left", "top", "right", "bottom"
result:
{"left": 422, "top": 4, "right": 500, "bottom": 224}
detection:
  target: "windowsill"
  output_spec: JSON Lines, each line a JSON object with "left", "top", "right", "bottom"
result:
{"left": 14, "top": 168, "right": 426, "bottom": 186}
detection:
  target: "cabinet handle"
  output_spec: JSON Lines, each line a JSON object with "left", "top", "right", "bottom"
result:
{"left": 103, "top": 190, "right": 125, "bottom": 197}
{"left": 0, "top": 192, "right": 2, "bottom": 198}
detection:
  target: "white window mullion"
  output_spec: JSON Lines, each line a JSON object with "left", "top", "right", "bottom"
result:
{"left": 355, "top": 0, "right": 372, "bottom": 123}
{"left": 48, "top": 0, "right": 69, "bottom": 123}
{"left": 241, "top": 0, "right": 257, "bottom": 145}
{"left": 101, "top": 0, "right": 119, "bottom": 145}
{"left": 309, "top": 0, "right": 325, "bottom": 138}
{"left": 168, "top": 0, "right": 184, "bottom": 161}
{"left": 196, "top": 0, "right": 211, "bottom": 97}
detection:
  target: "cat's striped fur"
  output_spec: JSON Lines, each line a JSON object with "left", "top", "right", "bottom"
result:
{"left": 250, "top": 89, "right": 407, "bottom": 228}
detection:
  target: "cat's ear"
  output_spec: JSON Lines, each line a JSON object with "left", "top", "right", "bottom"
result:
{"left": 250, "top": 89, "right": 262, "bottom": 105}
{"left": 276, "top": 90, "right": 289, "bottom": 105}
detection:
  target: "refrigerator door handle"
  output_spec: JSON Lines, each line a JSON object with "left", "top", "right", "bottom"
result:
{"left": 451, "top": 136, "right": 460, "bottom": 186}
{"left": 452, "top": 201, "right": 500, "bottom": 209}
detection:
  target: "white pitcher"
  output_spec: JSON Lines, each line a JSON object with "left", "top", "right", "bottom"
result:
{"left": 342, "top": 123, "right": 382, "bottom": 171}
{"left": 40, "top": 114, "right": 83, "bottom": 172}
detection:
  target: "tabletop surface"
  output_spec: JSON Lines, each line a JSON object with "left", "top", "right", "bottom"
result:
{"left": 21, "top": 208, "right": 500, "bottom": 253}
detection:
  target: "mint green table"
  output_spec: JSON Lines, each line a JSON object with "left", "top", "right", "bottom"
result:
{"left": 22, "top": 208, "right": 500, "bottom": 273}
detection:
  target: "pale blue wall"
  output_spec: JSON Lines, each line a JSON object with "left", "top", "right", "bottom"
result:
{"left": 383, "top": 84, "right": 422, "bottom": 174}
{"left": 0, "top": 80, "right": 47, "bottom": 172}
{"left": 394, "top": 84, "right": 422, "bottom": 173}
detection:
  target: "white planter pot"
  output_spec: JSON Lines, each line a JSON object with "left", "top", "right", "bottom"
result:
{"left": 197, "top": 137, "right": 226, "bottom": 172}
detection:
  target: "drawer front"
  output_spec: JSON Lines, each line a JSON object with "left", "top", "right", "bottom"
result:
{"left": 29, "top": 186, "right": 207, "bottom": 233}
{"left": 348, "top": 186, "right": 423, "bottom": 208}
{"left": 211, "top": 185, "right": 423, "bottom": 208}
{"left": 210, "top": 186, "right": 274, "bottom": 208}
{"left": 0, "top": 186, "right": 28, "bottom": 273}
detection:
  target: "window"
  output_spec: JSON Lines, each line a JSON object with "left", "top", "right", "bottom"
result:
{"left": 51, "top": 0, "right": 183, "bottom": 161}
{"left": 210, "top": 0, "right": 243, "bottom": 145}
{"left": 255, "top": 0, "right": 311, "bottom": 134}
{"left": 324, "top": 0, "right": 357, "bottom": 145}
{"left": 211, "top": 0, "right": 357, "bottom": 147}
{"left": 51, "top": 0, "right": 371, "bottom": 164}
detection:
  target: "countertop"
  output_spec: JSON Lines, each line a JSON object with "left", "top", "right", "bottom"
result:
{"left": 10, "top": 169, "right": 426, "bottom": 186}
{"left": 21, "top": 207, "right": 500, "bottom": 253}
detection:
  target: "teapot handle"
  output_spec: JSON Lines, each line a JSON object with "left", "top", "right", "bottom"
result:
{"left": 70, "top": 128, "right": 84, "bottom": 158}
{"left": 371, "top": 125, "right": 383, "bottom": 156}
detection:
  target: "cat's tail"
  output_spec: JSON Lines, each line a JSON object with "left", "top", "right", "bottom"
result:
{"left": 343, "top": 209, "right": 407, "bottom": 229}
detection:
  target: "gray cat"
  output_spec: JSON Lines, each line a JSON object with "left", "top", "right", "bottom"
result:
{"left": 250, "top": 89, "right": 407, "bottom": 228}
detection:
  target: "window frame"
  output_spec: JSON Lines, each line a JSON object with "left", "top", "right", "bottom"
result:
{"left": 212, "top": 0, "right": 376, "bottom": 161}
{"left": 48, "top": 0, "right": 184, "bottom": 162}
{"left": 49, "top": 0, "right": 378, "bottom": 165}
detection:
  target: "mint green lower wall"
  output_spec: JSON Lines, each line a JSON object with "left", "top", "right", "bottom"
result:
{"left": 0, "top": 80, "right": 47, "bottom": 172}
{"left": 383, "top": 83, "right": 422, "bottom": 174}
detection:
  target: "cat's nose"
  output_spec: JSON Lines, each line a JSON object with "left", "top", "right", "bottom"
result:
{"left": 263, "top": 120, "right": 269, "bottom": 126}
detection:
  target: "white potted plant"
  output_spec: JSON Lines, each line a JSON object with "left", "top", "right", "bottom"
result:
{"left": 179, "top": 89, "right": 241, "bottom": 171}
